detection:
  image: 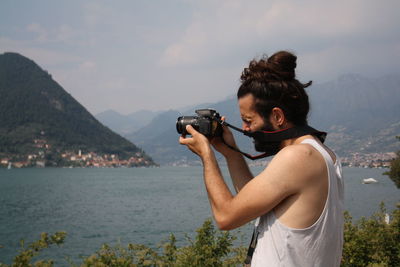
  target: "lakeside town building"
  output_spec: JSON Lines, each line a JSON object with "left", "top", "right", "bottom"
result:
{"left": 0, "top": 150, "right": 153, "bottom": 168}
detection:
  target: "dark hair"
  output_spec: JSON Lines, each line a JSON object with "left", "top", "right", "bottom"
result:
{"left": 237, "top": 51, "right": 311, "bottom": 126}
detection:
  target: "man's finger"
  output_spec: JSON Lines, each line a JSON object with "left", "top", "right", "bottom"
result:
{"left": 179, "top": 136, "right": 190, "bottom": 145}
{"left": 185, "top": 125, "right": 197, "bottom": 135}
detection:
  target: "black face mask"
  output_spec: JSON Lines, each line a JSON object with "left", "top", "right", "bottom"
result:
{"left": 218, "top": 120, "right": 327, "bottom": 160}
{"left": 252, "top": 120, "right": 278, "bottom": 154}
{"left": 253, "top": 135, "right": 281, "bottom": 156}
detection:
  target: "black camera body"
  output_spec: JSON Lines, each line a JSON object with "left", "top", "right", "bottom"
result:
{"left": 176, "top": 109, "right": 223, "bottom": 137}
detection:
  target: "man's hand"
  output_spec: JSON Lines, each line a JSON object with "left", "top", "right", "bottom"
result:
{"left": 211, "top": 117, "right": 239, "bottom": 157}
{"left": 179, "top": 125, "right": 212, "bottom": 159}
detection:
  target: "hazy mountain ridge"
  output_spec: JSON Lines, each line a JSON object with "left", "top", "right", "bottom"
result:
{"left": 102, "top": 73, "right": 400, "bottom": 165}
{"left": 96, "top": 109, "right": 162, "bottom": 135}
{"left": 125, "top": 110, "right": 194, "bottom": 164}
{"left": 308, "top": 73, "right": 400, "bottom": 155}
{"left": 0, "top": 52, "right": 155, "bottom": 166}
{"left": 308, "top": 73, "right": 400, "bottom": 131}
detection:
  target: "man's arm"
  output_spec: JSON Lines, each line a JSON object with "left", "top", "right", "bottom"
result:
{"left": 180, "top": 125, "right": 304, "bottom": 230}
{"left": 201, "top": 149, "right": 296, "bottom": 230}
{"left": 211, "top": 122, "right": 253, "bottom": 192}
{"left": 224, "top": 151, "right": 253, "bottom": 193}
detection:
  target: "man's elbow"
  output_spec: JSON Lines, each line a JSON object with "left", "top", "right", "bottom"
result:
{"left": 213, "top": 199, "right": 238, "bottom": 230}
{"left": 215, "top": 215, "right": 236, "bottom": 231}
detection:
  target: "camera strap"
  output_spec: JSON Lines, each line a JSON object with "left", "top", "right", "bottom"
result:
{"left": 221, "top": 138, "right": 269, "bottom": 160}
{"left": 244, "top": 227, "right": 259, "bottom": 266}
{"left": 217, "top": 121, "right": 268, "bottom": 160}
{"left": 219, "top": 121, "right": 327, "bottom": 160}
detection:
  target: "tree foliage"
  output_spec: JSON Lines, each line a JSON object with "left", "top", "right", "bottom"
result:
{"left": 342, "top": 203, "right": 400, "bottom": 267}
{"left": 1, "top": 205, "right": 399, "bottom": 266}
{"left": 385, "top": 136, "right": 400, "bottom": 188}
{"left": 0, "top": 232, "right": 66, "bottom": 267}
{"left": 0, "top": 220, "right": 245, "bottom": 267}
{"left": 80, "top": 219, "right": 245, "bottom": 267}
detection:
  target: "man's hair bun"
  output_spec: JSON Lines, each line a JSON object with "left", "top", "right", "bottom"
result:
{"left": 241, "top": 51, "right": 298, "bottom": 82}
{"left": 267, "top": 51, "right": 297, "bottom": 79}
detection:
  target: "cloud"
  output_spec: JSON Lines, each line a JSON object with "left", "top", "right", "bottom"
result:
{"left": 158, "top": 20, "right": 208, "bottom": 66}
{"left": 1, "top": 0, "right": 399, "bottom": 114}
{"left": 26, "top": 23, "right": 48, "bottom": 42}
{"left": 159, "top": 0, "right": 400, "bottom": 69}
{"left": 55, "top": 24, "right": 76, "bottom": 43}
{"left": 24, "top": 21, "right": 84, "bottom": 47}
{"left": 83, "top": 2, "right": 113, "bottom": 28}
{"left": 78, "top": 61, "right": 96, "bottom": 72}
{"left": 296, "top": 41, "right": 400, "bottom": 82}
{"left": 254, "top": 1, "right": 364, "bottom": 38}
{"left": 0, "top": 37, "right": 81, "bottom": 66}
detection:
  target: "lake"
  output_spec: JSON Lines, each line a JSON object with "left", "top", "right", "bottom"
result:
{"left": 0, "top": 166, "right": 399, "bottom": 265}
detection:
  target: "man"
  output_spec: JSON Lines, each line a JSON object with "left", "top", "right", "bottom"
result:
{"left": 179, "top": 51, "right": 344, "bottom": 266}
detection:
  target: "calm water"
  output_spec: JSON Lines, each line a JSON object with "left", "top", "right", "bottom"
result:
{"left": 0, "top": 166, "right": 399, "bottom": 265}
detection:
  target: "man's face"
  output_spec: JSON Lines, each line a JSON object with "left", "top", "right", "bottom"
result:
{"left": 238, "top": 94, "right": 280, "bottom": 152}
{"left": 239, "top": 94, "right": 271, "bottom": 132}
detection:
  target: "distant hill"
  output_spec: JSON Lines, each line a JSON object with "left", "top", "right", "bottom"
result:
{"left": 95, "top": 109, "right": 161, "bottom": 135}
{"left": 122, "top": 74, "right": 400, "bottom": 165}
{"left": 308, "top": 73, "right": 400, "bottom": 155}
{"left": 0, "top": 52, "right": 155, "bottom": 166}
{"left": 126, "top": 110, "right": 195, "bottom": 165}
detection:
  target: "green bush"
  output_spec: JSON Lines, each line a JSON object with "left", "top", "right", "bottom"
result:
{"left": 0, "top": 232, "right": 66, "bottom": 267}
{"left": 384, "top": 136, "right": 400, "bottom": 189}
{"left": 342, "top": 203, "right": 400, "bottom": 267}
{"left": 80, "top": 219, "right": 245, "bottom": 267}
{"left": 1, "top": 205, "right": 399, "bottom": 266}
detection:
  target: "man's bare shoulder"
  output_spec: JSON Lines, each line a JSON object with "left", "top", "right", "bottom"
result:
{"left": 270, "top": 142, "right": 318, "bottom": 166}
{"left": 263, "top": 142, "right": 325, "bottom": 185}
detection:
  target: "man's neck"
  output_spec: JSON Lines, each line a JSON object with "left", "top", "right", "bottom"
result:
{"left": 281, "top": 134, "right": 316, "bottom": 148}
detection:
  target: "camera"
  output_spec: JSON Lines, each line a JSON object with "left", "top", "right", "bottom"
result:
{"left": 176, "top": 109, "right": 223, "bottom": 137}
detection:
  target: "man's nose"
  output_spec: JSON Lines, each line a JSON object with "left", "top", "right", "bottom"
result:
{"left": 242, "top": 123, "right": 250, "bottom": 131}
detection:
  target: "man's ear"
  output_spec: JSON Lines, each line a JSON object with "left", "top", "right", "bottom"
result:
{"left": 270, "top": 107, "right": 285, "bottom": 127}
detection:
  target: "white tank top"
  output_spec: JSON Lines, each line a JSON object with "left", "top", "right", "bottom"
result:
{"left": 251, "top": 139, "right": 344, "bottom": 267}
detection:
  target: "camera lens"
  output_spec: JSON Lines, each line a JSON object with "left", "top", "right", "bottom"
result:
{"left": 176, "top": 116, "right": 198, "bottom": 134}
{"left": 176, "top": 117, "right": 184, "bottom": 134}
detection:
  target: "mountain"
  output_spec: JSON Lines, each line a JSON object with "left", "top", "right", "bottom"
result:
{"left": 124, "top": 74, "right": 400, "bottom": 165}
{"left": 308, "top": 73, "right": 400, "bottom": 130}
{"left": 308, "top": 73, "right": 400, "bottom": 155}
{"left": 95, "top": 109, "right": 161, "bottom": 135}
{"left": 0, "top": 52, "right": 155, "bottom": 166}
{"left": 126, "top": 110, "right": 194, "bottom": 165}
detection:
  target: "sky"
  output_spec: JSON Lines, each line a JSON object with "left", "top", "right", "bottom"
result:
{"left": 1, "top": 0, "right": 399, "bottom": 115}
